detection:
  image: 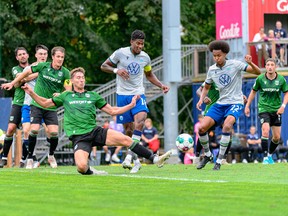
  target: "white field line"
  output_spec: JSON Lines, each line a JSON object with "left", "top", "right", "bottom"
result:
{"left": 12, "top": 170, "right": 228, "bottom": 183}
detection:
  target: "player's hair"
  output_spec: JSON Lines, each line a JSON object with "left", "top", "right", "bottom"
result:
{"left": 265, "top": 58, "right": 276, "bottom": 64}
{"left": 35, "top": 44, "right": 49, "bottom": 52}
{"left": 70, "top": 67, "right": 85, "bottom": 78}
{"left": 51, "top": 46, "right": 65, "bottom": 56}
{"left": 131, "top": 30, "right": 145, "bottom": 40}
{"left": 14, "top": 47, "right": 28, "bottom": 56}
{"left": 208, "top": 40, "right": 230, "bottom": 54}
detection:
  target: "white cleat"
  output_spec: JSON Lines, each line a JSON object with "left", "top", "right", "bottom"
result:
{"left": 48, "top": 155, "right": 58, "bottom": 168}
{"left": 90, "top": 166, "right": 108, "bottom": 175}
{"left": 155, "top": 150, "right": 172, "bottom": 168}
{"left": 111, "top": 154, "right": 121, "bottom": 163}
{"left": 122, "top": 159, "right": 132, "bottom": 170}
{"left": 33, "top": 161, "right": 40, "bottom": 168}
{"left": 130, "top": 161, "right": 142, "bottom": 174}
{"left": 26, "top": 159, "right": 33, "bottom": 169}
{"left": 105, "top": 151, "right": 111, "bottom": 162}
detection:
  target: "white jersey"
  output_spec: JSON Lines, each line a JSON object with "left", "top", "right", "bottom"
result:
{"left": 23, "top": 79, "right": 36, "bottom": 105}
{"left": 109, "top": 47, "right": 151, "bottom": 95}
{"left": 205, "top": 59, "right": 248, "bottom": 105}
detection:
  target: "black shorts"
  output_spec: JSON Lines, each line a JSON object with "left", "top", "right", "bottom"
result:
{"left": 259, "top": 112, "right": 281, "bottom": 127}
{"left": 30, "top": 105, "right": 58, "bottom": 125}
{"left": 69, "top": 127, "right": 108, "bottom": 154}
{"left": 9, "top": 104, "right": 22, "bottom": 127}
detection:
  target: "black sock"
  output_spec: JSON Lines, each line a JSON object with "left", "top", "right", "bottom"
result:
{"left": 46, "top": 137, "right": 50, "bottom": 144}
{"left": 21, "top": 139, "right": 29, "bottom": 160}
{"left": 3, "top": 137, "right": 13, "bottom": 158}
{"left": 28, "top": 135, "right": 37, "bottom": 159}
{"left": 49, "top": 137, "right": 58, "bottom": 155}
{"left": 196, "top": 139, "right": 202, "bottom": 157}
{"left": 269, "top": 140, "right": 279, "bottom": 154}
{"left": 261, "top": 137, "right": 269, "bottom": 157}
{"left": 32, "top": 155, "right": 38, "bottom": 161}
{"left": 78, "top": 167, "right": 93, "bottom": 175}
{"left": 129, "top": 142, "right": 154, "bottom": 161}
{"left": 225, "top": 141, "right": 231, "bottom": 157}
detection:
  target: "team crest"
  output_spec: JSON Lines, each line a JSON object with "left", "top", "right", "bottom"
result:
{"left": 10, "top": 116, "right": 14, "bottom": 121}
{"left": 13, "top": 69, "right": 18, "bottom": 75}
{"left": 127, "top": 62, "right": 140, "bottom": 75}
{"left": 275, "top": 80, "right": 279, "bottom": 85}
{"left": 58, "top": 71, "right": 63, "bottom": 77}
{"left": 219, "top": 74, "right": 231, "bottom": 86}
{"left": 85, "top": 93, "right": 90, "bottom": 98}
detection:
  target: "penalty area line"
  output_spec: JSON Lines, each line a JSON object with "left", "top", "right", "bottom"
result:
{"left": 110, "top": 174, "right": 228, "bottom": 183}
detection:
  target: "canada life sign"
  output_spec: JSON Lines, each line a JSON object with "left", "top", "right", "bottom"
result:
{"left": 216, "top": 0, "right": 242, "bottom": 40}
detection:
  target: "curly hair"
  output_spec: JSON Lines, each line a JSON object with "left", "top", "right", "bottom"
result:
{"left": 131, "top": 30, "right": 145, "bottom": 40}
{"left": 208, "top": 40, "right": 230, "bottom": 54}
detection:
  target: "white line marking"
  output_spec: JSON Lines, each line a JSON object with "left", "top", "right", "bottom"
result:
{"left": 110, "top": 174, "right": 228, "bottom": 183}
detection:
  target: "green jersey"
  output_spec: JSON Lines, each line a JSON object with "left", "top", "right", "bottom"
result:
{"left": 253, "top": 73, "right": 288, "bottom": 113}
{"left": 31, "top": 62, "right": 70, "bottom": 110}
{"left": 11, "top": 66, "right": 25, "bottom": 106}
{"left": 52, "top": 91, "right": 107, "bottom": 137}
{"left": 202, "top": 82, "right": 220, "bottom": 115}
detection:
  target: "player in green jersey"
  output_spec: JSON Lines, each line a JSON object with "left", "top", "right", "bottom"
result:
{"left": 0, "top": 47, "right": 29, "bottom": 168}
{"left": 2, "top": 46, "right": 72, "bottom": 169}
{"left": 245, "top": 58, "right": 288, "bottom": 164}
{"left": 21, "top": 67, "right": 172, "bottom": 175}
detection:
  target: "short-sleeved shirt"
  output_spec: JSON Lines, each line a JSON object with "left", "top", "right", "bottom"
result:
{"left": 11, "top": 66, "right": 25, "bottom": 106}
{"left": 109, "top": 47, "right": 151, "bottom": 95}
{"left": 142, "top": 126, "right": 158, "bottom": 140}
{"left": 252, "top": 73, "right": 288, "bottom": 113}
{"left": 201, "top": 82, "right": 219, "bottom": 114}
{"left": 205, "top": 59, "right": 248, "bottom": 105}
{"left": 274, "top": 28, "right": 287, "bottom": 38}
{"left": 31, "top": 62, "right": 70, "bottom": 111}
{"left": 52, "top": 90, "right": 107, "bottom": 137}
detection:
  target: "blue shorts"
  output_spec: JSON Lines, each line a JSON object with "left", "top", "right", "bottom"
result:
{"left": 205, "top": 103, "right": 243, "bottom": 127}
{"left": 21, "top": 105, "right": 44, "bottom": 124}
{"left": 116, "top": 94, "right": 149, "bottom": 124}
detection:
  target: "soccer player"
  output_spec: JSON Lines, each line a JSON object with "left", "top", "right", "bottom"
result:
{"left": 196, "top": 40, "right": 261, "bottom": 170}
{"left": 1, "top": 46, "right": 72, "bottom": 169}
{"left": 21, "top": 67, "right": 172, "bottom": 175}
{"left": 100, "top": 30, "right": 170, "bottom": 173}
{"left": 245, "top": 58, "right": 288, "bottom": 164}
{"left": 0, "top": 47, "right": 29, "bottom": 168}
{"left": 20, "top": 44, "right": 50, "bottom": 168}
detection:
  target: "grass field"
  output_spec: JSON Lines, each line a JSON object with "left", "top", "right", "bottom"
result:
{"left": 1, "top": 162, "right": 288, "bottom": 216}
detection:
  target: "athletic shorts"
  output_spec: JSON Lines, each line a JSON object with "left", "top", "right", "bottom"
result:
{"left": 69, "top": 127, "right": 108, "bottom": 154}
{"left": 259, "top": 112, "right": 281, "bottom": 127}
{"left": 9, "top": 104, "right": 22, "bottom": 127}
{"left": 205, "top": 103, "right": 244, "bottom": 127}
{"left": 30, "top": 105, "right": 58, "bottom": 125}
{"left": 116, "top": 94, "right": 149, "bottom": 124}
{"left": 21, "top": 105, "right": 45, "bottom": 124}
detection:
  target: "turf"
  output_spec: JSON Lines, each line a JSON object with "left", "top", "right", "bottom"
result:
{"left": 1, "top": 163, "right": 288, "bottom": 216}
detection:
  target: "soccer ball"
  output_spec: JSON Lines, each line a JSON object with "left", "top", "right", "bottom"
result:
{"left": 175, "top": 133, "right": 194, "bottom": 152}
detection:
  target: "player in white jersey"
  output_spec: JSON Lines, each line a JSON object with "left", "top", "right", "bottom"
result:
{"left": 101, "top": 30, "right": 169, "bottom": 173}
{"left": 20, "top": 45, "right": 50, "bottom": 168}
{"left": 196, "top": 40, "right": 261, "bottom": 170}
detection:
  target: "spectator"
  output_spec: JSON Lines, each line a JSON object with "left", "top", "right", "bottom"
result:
{"left": 246, "top": 126, "right": 262, "bottom": 163}
{"left": 208, "top": 130, "right": 219, "bottom": 163}
{"left": 230, "top": 129, "right": 249, "bottom": 164}
{"left": 274, "top": 21, "right": 287, "bottom": 64}
{"left": 141, "top": 118, "right": 160, "bottom": 154}
{"left": 253, "top": 27, "right": 268, "bottom": 67}
{"left": 184, "top": 148, "right": 195, "bottom": 165}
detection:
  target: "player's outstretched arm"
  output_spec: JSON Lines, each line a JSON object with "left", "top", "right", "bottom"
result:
{"left": 21, "top": 83, "right": 55, "bottom": 108}
{"left": 245, "top": 55, "right": 261, "bottom": 75}
{"left": 101, "top": 95, "right": 140, "bottom": 116}
{"left": 145, "top": 71, "right": 169, "bottom": 94}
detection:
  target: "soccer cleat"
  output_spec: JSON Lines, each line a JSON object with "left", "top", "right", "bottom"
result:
{"left": 0, "top": 159, "right": 7, "bottom": 168}
{"left": 254, "top": 160, "right": 258, "bottom": 164}
{"left": 26, "top": 159, "right": 33, "bottom": 169}
{"left": 105, "top": 151, "right": 111, "bottom": 162}
{"left": 263, "top": 156, "right": 274, "bottom": 165}
{"left": 213, "top": 163, "right": 221, "bottom": 171}
{"left": 19, "top": 159, "right": 26, "bottom": 168}
{"left": 155, "top": 150, "right": 172, "bottom": 168}
{"left": 48, "top": 155, "right": 58, "bottom": 168}
{"left": 90, "top": 166, "right": 108, "bottom": 175}
{"left": 111, "top": 154, "right": 121, "bottom": 163}
{"left": 197, "top": 155, "right": 213, "bottom": 170}
{"left": 33, "top": 161, "right": 40, "bottom": 168}
{"left": 122, "top": 159, "right": 132, "bottom": 170}
{"left": 232, "top": 159, "right": 236, "bottom": 164}
{"left": 130, "top": 161, "right": 142, "bottom": 174}
{"left": 242, "top": 159, "right": 248, "bottom": 164}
